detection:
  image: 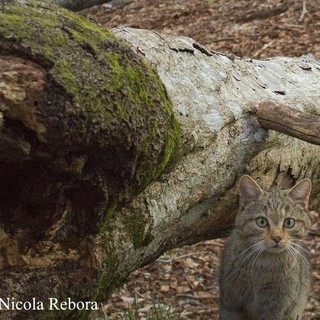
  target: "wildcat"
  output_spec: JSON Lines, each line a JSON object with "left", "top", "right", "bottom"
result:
{"left": 219, "top": 175, "right": 312, "bottom": 320}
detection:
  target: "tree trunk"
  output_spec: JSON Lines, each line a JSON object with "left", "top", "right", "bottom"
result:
{"left": 1, "top": 1, "right": 320, "bottom": 319}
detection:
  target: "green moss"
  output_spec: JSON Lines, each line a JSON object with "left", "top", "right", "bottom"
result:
{"left": 0, "top": 1, "right": 182, "bottom": 179}
{"left": 94, "top": 248, "right": 125, "bottom": 302}
{"left": 123, "top": 209, "right": 154, "bottom": 249}
{"left": 56, "top": 59, "right": 80, "bottom": 94}
{"left": 94, "top": 205, "right": 154, "bottom": 311}
{"left": 162, "top": 116, "right": 182, "bottom": 171}
{"left": 94, "top": 204, "right": 127, "bottom": 299}
{"left": 0, "top": 1, "right": 182, "bottom": 318}
{"left": 0, "top": 2, "right": 114, "bottom": 112}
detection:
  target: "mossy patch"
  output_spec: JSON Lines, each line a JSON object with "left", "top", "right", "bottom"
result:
{"left": 123, "top": 208, "right": 154, "bottom": 249}
{"left": 0, "top": 0, "right": 182, "bottom": 199}
{"left": 0, "top": 1, "right": 182, "bottom": 319}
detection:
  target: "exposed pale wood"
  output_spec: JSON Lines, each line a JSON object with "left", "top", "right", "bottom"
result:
{"left": 299, "top": 0, "right": 307, "bottom": 22}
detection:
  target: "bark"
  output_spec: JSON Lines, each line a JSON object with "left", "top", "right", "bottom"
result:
{"left": 0, "top": 1, "right": 180, "bottom": 319}
{"left": 256, "top": 101, "right": 320, "bottom": 146}
{"left": 112, "top": 26, "right": 320, "bottom": 247}
{"left": 1, "top": 1, "right": 320, "bottom": 319}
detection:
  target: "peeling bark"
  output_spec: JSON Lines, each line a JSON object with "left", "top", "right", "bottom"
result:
{"left": 0, "top": 2, "right": 320, "bottom": 320}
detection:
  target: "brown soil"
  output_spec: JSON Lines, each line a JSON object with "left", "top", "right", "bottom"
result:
{"left": 85, "top": 1, "right": 320, "bottom": 319}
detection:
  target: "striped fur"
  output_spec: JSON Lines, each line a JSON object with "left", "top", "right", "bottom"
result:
{"left": 219, "top": 175, "right": 312, "bottom": 320}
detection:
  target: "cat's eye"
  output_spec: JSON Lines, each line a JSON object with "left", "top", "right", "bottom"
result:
{"left": 283, "top": 218, "right": 295, "bottom": 229}
{"left": 256, "top": 217, "right": 268, "bottom": 228}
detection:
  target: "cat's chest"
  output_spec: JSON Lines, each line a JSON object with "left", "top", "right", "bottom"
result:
{"left": 249, "top": 266, "right": 293, "bottom": 286}
{"left": 229, "top": 250, "right": 298, "bottom": 286}
{"left": 230, "top": 263, "right": 298, "bottom": 306}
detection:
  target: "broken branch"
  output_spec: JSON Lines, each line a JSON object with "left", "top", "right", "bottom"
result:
{"left": 256, "top": 101, "right": 320, "bottom": 146}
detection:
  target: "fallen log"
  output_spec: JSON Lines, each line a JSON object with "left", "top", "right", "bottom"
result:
{"left": 0, "top": 1, "right": 320, "bottom": 319}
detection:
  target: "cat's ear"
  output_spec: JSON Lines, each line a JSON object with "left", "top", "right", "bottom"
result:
{"left": 239, "top": 175, "right": 263, "bottom": 207}
{"left": 288, "top": 178, "right": 312, "bottom": 209}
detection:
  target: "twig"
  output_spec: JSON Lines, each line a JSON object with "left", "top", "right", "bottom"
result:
{"left": 157, "top": 252, "right": 207, "bottom": 263}
{"left": 176, "top": 293, "right": 218, "bottom": 300}
{"left": 281, "top": 24, "right": 304, "bottom": 29}
{"left": 253, "top": 40, "right": 275, "bottom": 58}
{"left": 134, "top": 290, "right": 157, "bottom": 304}
{"left": 299, "top": 0, "right": 307, "bottom": 22}
{"left": 184, "top": 305, "right": 219, "bottom": 311}
{"left": 184, "top": 277, "right": 195, "bottom": 291}
{"left": 238, "top": 4, "right": 289, "bottom": 23}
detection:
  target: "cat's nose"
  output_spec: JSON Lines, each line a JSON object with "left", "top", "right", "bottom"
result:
{"left": 272, "top": 236, "right": 282, "bottom": 244}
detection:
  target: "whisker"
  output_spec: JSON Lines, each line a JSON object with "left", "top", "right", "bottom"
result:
{"left": 291, "top": 238, "right": 307, "bottom": 243}
{"left": 238, "top": 247, "right": 260, "bottom": 268}
{"left": 250, "top": 245, "right": 264, "bottom": 270}
{"left": 290, "top": 242, "right": 310, "bottom": 255}
{"left": 286, "top": 246, "right": 298, "bottom": 264}
{"left": 237, "top": 241, "right": 264, "bottom": 269}
{"left": 232, "top": 242, "right": 263, "bottom": 269}
{"left": 288, "top": 244, "right": 309, "bottom": 269}
{"left": 232, "top": 242, "right": 262, "bottom": 263}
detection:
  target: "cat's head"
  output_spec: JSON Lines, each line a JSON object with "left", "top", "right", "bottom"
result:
{"left": 235, "top": 175, "right": 312, "bottom": 253}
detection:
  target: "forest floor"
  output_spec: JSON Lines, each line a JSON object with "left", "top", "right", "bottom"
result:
{"left": 84, "top": 0, "right": 320, "bottom": 319}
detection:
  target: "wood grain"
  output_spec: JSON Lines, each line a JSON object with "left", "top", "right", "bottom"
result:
{"left": 256, "top": 101, "right": 320, "bottom": 146}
